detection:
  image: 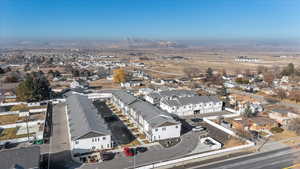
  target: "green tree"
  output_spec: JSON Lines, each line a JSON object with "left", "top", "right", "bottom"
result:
{"left": 206, "top": 67, "right": 213, "bottom": 79}
{"left": 0, "top": 67, "right": 5, "bottom": 74}
{"left": 16, "top": 72, "right": 51, "bottom": 102}
{"left": 287, "top": 63, "right": 295, "bottom": 75}
{"left": 217, "top": 86, "right": 228, "bottom": 96}
{"left": 243, "top": 104, "right": 253, "bottom": 118}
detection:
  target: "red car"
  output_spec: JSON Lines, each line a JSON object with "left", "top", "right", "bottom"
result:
{"left": 123, "top": 147, "right": 135, "bottom": 157}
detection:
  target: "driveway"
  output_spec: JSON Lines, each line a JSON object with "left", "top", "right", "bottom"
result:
{"left": 49, "top": 103, "right": 80, "bottom": 169}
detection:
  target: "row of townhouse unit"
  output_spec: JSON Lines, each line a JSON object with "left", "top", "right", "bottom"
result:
{"left": 144, "top": 90, "right": 223, "bottom": 116}
{"left": 65, "top": 94, "right": 112, "bottom": 157}
{"left": 160, "top": 96, "right": 223, "bottom": 116}
{"left": 144, "top": 90, "right": 197, "bottom": 104}
{"left": 111, "top": 90, "right": 181, "bottom": 142}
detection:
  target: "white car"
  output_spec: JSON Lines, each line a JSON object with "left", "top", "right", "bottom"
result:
{"left": 192, "top": 126, "right": 206, "bottom": 132}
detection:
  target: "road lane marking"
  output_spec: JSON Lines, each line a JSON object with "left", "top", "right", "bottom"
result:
{"left": 283, "top": 163, "right": 300, "bottom": 169}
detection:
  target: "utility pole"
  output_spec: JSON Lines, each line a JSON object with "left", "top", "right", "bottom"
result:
{"left": 133, "top": 153, "right": 136, "bottom": 169}
{"left": 26, "top": 114, "right": 30, "bottom": 142}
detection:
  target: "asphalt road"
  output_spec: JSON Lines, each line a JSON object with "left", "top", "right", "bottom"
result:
{"left": 184, "top": 146, "right": 300, "bottom": 169}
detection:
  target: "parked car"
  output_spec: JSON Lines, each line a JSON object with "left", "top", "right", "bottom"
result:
{"left": 192, "top": 126, "right": 206, "bottom": 132}
{"left": 191, "top": 118, "right": 203, "bottom": 123}
{"left": 136, "top": 147, "right": 148, "bottom": 153}
{"left": 123, "top": 147, "right": 135, "bottom": 157}
{"left": 4, "top": 142, "right": 12, "bottom": 149}
{"left": 204, "top": 139, "right": 215, "bottom": 146}
{"left": 101, "top": 152, "right": 115, "bottom": 161}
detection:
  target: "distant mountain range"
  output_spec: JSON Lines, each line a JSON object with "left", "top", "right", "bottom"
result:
{"left": 0, "top": 38, "right": 300, "bottom": 51}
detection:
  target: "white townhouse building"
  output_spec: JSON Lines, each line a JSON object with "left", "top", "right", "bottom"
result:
{"left": 144, "top": 90, "right": 197, "bottom": 105}
{"left": 235, "top": 56, "right": 260, "bottom": 63}
{"left": 160, "top": 96, "right": 223, "bottom": 116}
{"left": 66, "top": 94, "right": 112, "bottom": 156}
{"left": 112, "top": 91, "right": 181, "bottom": 141}
{"left": 70, "top": 80, "right": 89, "bottom": 89}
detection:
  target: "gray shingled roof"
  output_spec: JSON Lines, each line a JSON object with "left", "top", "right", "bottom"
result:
{"left": 66, "top": 94, "right": 111, "bottom": 140}
{"left": 0, "top": 146, "right": 40, "bottom": 169}
{"left": 112, "top": 90, "right": 137, "bottom": 105}
{"left": 130, "top": 100, "right": 179, "bottom": 128}
{"left": 113, "top": 91, "right": 179, "bottom": 128}
{"left": 161, "top": 95, "right": 221, "bottom": 107}
{"left": 148, "top": 90, "right": 197, "bottom": 100}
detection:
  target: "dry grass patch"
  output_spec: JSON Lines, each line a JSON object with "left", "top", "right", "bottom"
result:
{"left": 270, "top": 130, "right": 298, "bottom": 141}
{"left": 0, "top": 127, "right": 33, "bottom": 140}
{"left": 131, "top": 128, "right": 139, "bottom": 133}
{"left": 127, "top": 123, "right": 134, "bottom": 128}
{"left": 223, "top": 137, "right": 245, "bottom": 148}
{"left": 282, "top": 137, "right": 300, "bottom": 146}
{"left": 137, "top": 134, "right": 146, "bottom": 140}
{"left": 121, "top": 139, "right": 141, "bottom": 148}
{"left": 0, "top": 115, "right": 25, "bottom": 125}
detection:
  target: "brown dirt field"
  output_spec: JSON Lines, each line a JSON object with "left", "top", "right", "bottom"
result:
{"left": 89, "top": 79, "right": 121, "bottom": 89}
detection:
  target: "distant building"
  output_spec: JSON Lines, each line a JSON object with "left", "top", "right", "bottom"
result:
{"left": 120, "top": 80, "right": 143, "bottom": 88}
{"left": 70, "top": 80, "right": 89, "bottom": 89}
{"left": 235, "top": 56, "right": 259, "bottom": 63}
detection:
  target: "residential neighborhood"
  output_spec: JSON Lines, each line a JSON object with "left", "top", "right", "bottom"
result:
{"left": 1, "top": 1, "right": 300, "bottom": 169}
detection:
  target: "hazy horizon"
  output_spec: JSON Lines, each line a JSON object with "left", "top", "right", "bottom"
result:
{"left": 1, "top": 0, "right": 300, "bottom": 40}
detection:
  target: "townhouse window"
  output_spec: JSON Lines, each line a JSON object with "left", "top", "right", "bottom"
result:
{"left": 155, "top": 129, "right": 158, "bottom": 132}
{"left": 92, "top": 138, "right": 94, "bottom": 142}
{"left": 75, "top": 140, "right": 79, "bottom": 144}
{"left": 175, "top": 126, "right": 178, "bottom": 128}
{"left": 162, "top": 127, "right": 166, "bottom": 131}
{"left": 103, "top": 137, "right": 106, "bottom": 140}
{"left": 98, "top": 138, "right": 100, "bottom": 142}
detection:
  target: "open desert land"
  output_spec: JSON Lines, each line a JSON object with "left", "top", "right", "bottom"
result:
{"left": 135, "top": 50, "right": 300, "bottom": 76}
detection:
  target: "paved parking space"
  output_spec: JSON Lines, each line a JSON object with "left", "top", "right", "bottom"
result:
{"left": 93, "top": 100, "right": 136, "bottom": 145}
{"left": 80, "top": 131, "right": 200, "bottom": 169}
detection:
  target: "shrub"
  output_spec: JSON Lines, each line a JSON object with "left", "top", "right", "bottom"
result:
{"left": 270, "top": 127, "right": 284, "bottom": 133}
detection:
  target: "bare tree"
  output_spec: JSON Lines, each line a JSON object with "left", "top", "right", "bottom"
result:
{"left": 276, "top": 89, "right": 287, "bottom": 100}
{"left": 257, "top": 66, "right": 268, "bottom": 74}
{"left": 183, "top": 67, "right": 200, "bottom": 78}
{"left": 288, "top": 118, "right": 300, "bottom": 135}
{"left": 244, "top": 69, "right": 252, "bottom": 77}
{"left": 289, "top": 90, "right": 300, "bottom": 103}
{"left": 263, "top": 72, "right": 275, "bottom": 86}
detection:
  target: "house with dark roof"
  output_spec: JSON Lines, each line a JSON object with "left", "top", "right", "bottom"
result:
{"left": 0, "top": 146, "right": 40, "bottom": 169}
{"left": 112, "top": 91, "right": 181, "bottom": 141}
{"left": 66, "top": 94, "right": 112, "bottom": 156}
{"left": 160, "top": 95, "right": 223, "bottom": 116}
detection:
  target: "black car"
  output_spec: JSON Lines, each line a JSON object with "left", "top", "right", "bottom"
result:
{"left": 204, "top": 139, "right": 215, "bottom": 146}
{"left": 191, "top": 118, "right": 203, "bottom": 123}
{"left": 101, "top": 152, "right": 115, "bottom": 161}
{"left": 136, "top": 147, "right": 148, "bottom": 153}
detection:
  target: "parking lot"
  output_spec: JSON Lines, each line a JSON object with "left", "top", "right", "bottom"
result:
{"left": 182, "top": 114, "right": 231, "bottom": 145}
{"left": 93, "top": 100, "right": 136, "bottom": 145}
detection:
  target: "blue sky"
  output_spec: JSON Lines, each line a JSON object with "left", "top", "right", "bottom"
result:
{"left": 1, "top": 0, "right": 300, "bottom": 40}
